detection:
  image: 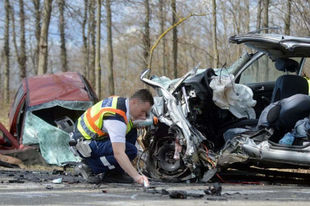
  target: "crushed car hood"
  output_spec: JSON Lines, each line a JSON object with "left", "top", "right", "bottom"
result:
{"left": 25, "top": 72, "right": 92, "bottom": 107}
{"left": 229, "top": 33, "right": 310, "bottom": 60}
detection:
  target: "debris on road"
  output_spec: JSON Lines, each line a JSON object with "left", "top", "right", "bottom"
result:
{"left": 204, "top": 182, "right": 222, "bottom": 196}
{"left": 52, "top": 177, "right": 63, "bottom": 184}
{"left": 169, "top": 191, "right": 187, "bottom": 199}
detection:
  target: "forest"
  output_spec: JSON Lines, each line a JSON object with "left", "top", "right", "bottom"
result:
{"left": 0, "top": 0, "right": 309, "bottom": 103}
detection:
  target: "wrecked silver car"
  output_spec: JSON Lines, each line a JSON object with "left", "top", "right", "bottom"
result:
{"left": 137, "top": 33, "right": 310, "bottom": 182}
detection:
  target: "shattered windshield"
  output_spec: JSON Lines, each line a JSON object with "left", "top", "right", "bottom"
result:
{"left": 21, "top": 100, "right": 93, "bottom": 166}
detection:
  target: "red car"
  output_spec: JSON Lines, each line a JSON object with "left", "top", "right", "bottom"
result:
{"left": 0, "top": 72, "right": 97, "bottom": 165}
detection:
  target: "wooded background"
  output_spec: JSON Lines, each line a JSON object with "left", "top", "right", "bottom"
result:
{"left": 0, "top": 0, "right": 309, "bottom": 103}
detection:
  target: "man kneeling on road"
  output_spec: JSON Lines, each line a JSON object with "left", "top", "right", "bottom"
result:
{"left": 73, "top": 89, "right": 153, "bottom": 185}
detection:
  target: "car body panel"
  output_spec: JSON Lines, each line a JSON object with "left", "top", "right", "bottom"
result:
{"left": 229, "top": 34, "right": 310, "bottom": 60}
{"left": 25, "top": 72, "right": 92, "bottom": 107}
{"left": 1, "top": 72, "right": 98, "bottom": 166}
{"left": 142, "top": 33, "right": 310, "bottom": 182}
{"left": 218, "top": 34, "right": 310, "bottom": 169}
{"left": 0, "top": 122, "right": 21, "bottom": 151}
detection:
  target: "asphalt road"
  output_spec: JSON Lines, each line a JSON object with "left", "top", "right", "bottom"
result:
{"left": 1, "top": 168, "right": 310, "bottom": 206}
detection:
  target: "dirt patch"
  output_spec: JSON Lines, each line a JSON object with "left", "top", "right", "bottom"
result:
{"left": 0, "top": 102, "right": 10, "bottom": 130}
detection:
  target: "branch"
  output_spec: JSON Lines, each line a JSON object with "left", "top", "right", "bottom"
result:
{"left": 148, "top": 13, "right": 207, "bottom": 72}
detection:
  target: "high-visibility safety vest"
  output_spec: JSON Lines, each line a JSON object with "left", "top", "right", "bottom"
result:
{"left": 77, "top": 96, "right": 133, "bottom": 140}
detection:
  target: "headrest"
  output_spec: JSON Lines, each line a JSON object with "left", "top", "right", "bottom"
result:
{"left": 275, "top": 58, "right": 299, "bottom": 72}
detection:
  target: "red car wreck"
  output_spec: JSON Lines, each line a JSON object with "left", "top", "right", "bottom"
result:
{"left": 0, "top": 72, "right": 97, "bottom": 166}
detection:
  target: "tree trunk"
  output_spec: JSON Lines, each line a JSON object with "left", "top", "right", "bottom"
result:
{"left": 32, "top": 0, "right": 41, "bottom": 75}
{"left": 95, "top": 0, "right": 101, "bottom": 97}
{"left": 37, "top": 0, "right": 53, "bottom": 75}
{"left": 89, "top": 0, "right": 96, "bottom": 88}
{"left": 82, "top": 0, "right": 89, "bottom": 79}
{"left": 284, "top": 0, "right": 292, "bottom": 35}
{"left": 212, "top": 0, "right": 219, "bottom": 68}
{"left": 171, "top": 0, "right": 178, "bottom": 78}
{"left": 237, "top": 0, "right": 242, "bottom": 58}
{"left": 262, "top": 0, "right": 270, "bottom": 80}
{"left": 245, "top": 0, "right": 250, "bottom": 33}
{"left": 222, "top": 2, "right": 228, "bottom": 64}
{"left": 58, "top": 0, "right": 68, "bottom": 72}
{"left": 256, "top": 0, "right": 262, "bottom": 31}
{"left": 106, "top": 0, "right": 115, "bottom": 96}
{"left": 143, "top": 0, "right": 150, "bottom": 70}
{"left": 10, "top": 0, "right": 27, "bottom": 81}
{"left": 159, "top": 0, "right": 167, "bottom": 76}
{"left": 256, "top": 0, "right": 262, "bottom": 81}
{"left": 19, "top": 0, "right": 26, "bottom": 80}
{"left": 262, "top": 0, "right": 269, "bottom": 33}
{"left": 4, "top": 0, "right": 10, "bottom": 103}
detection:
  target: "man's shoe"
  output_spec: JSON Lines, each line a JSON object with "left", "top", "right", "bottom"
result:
{"left": 102, "top": 171, "right": 133, "bottom": 183}
{"left": 74, "top": 163, "right": 101, "bottom": 183}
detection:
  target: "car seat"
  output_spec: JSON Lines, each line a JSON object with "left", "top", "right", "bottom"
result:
{"left": 271, "top": 58, "right": 308, "bottom": 103}
{"left": 257, "top": 94, "right": 310, "bottom": 143}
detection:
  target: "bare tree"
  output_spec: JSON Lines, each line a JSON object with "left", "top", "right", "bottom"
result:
{"left": 256, "top": 0, "right": 262, "bottom": 31}
{"left": 105, "top": 0, "right": 115, "bottom": 96}
{"left": 89, "top": 0, "right": 96, "bottom": 87}
{"left": 82, "top": 0, "right": 89, "bottom": 79}
{"left": 32, "top": 0, "right": 41, "bottom": 75}
{"left": 284, "top": 0, "right": 292, "bottom": 35}
{"left": 159, "top": 0, "right": 167, "bottom": 76}
{"left": 255, "top": 0, "right": 262, "bottom": 81}
{"left": 4, "top": 0, "right": 10, "bottom": 103}
{"left": 262, "top": 0, "right": 269, "bottom": 33}
{"left": 245, "top": 0, "right": 250, "bottom": 33}
{"left": 171, "top": 0, "right": 178, "bottom": 78}
{"left": 95, "top": 0, "right": 101, "bottom": 97}
{"left": 262, "top": 0, "right": 270, "bottom": 80}
{"left": 37, "top": 0, "right": 53, "bottom": 75}
{"left": 212, "top": 0, "right": 219, "bottom": 68}
{"left": 19, "top": 0, "right": 26, "bottom": 80}
{"left": 10, "top": 0, "right": 27, "bottom": 81}
{"left": 58, "top": 0, "right": 68, "bottom": 72}
{"left": 143, "top": 0, "right": 150, "bottom": 70}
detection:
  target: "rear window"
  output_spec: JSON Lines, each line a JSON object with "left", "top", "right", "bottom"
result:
{"left": 240, "top": 56, "right": 303, "bottom": 84}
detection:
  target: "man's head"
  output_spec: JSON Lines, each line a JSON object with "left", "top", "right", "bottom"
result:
{"left": 129, "top": 89, "right": 154, "bottom": 121}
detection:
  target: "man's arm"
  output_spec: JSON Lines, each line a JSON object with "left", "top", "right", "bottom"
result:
{"left": 112, "top": 142, "right": 148, "bottom": 185}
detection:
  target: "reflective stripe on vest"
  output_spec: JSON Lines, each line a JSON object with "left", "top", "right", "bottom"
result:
{"left": 77, "top": 97, "right": 132, "bottom": 140}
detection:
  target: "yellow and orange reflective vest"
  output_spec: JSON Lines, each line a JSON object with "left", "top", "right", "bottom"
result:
{"left": 77, "top": 96, "right": 133, "bottom": 140}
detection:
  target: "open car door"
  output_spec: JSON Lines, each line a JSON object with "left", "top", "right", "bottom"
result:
{"left": 0, "top": 122, "right": 22, "bottom": 152}
{"left": 230, "top": 34, "right": 310, "bottom": 117}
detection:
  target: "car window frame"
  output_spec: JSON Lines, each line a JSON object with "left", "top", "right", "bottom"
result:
{"left": 234, "top": 52, "right": 306, "bottom": 84}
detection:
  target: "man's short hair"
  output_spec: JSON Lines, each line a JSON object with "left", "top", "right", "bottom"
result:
{"left": 131, "top": 89, "right": 154, "bottom": 106}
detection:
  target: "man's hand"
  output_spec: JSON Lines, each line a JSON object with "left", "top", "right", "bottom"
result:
{"left": 133, "top": 174, "right": 149, "bottom": 187}
{"left": 112, "top": 142, "right": 148, "bottom": 187}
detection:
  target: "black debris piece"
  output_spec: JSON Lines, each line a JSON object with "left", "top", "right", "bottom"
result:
{"left": 169, "top": 191, "right": 187, "bottom": 199}
{"left": 8, "top": 180, "right": 25, "bottom": 183}
{"left": 46, "top": 185, "right": 53, "bottom": 189}
{"left": 52, "top": 169, "right": 64, "bottom": 175}
{"left": 0, "top": 160, "right": 19, "bottom": 168}
{"left": 204, "top": 182, "right": 222, "bottom": 196}
{"left": 161, "top": 189, "right": 169, "bottom": 195}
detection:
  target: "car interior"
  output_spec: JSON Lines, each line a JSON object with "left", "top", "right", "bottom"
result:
{"left": 271, "top": 58, "right": 308, "bottom": 102}
{"left": 32, "top": 106, "right": 84, "bottom": 132}
{"left": 243, "top": 58, "right": 310, "bottom": 147}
